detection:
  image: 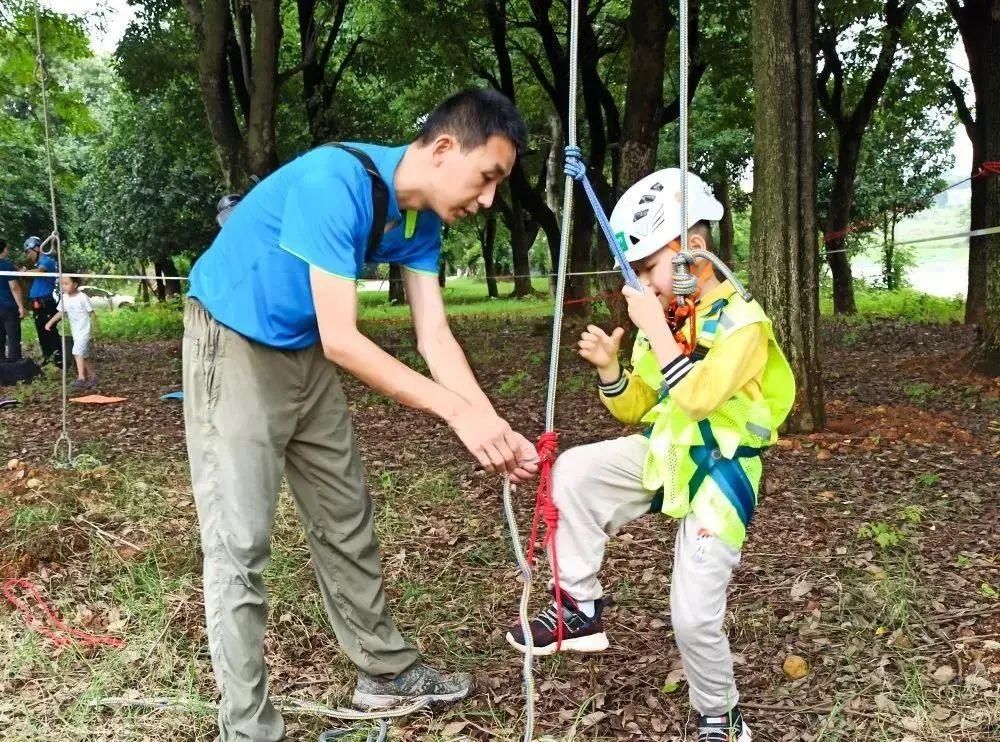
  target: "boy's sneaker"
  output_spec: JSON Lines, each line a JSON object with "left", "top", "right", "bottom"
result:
{"left": 351, "top": 661, "right": 471, "bottom": 710}
{"left": 70, "top": 378, "right": 87, "bottom": 390}
{"left": 506, "top": 590, "right": 609, "bottom": 656}
{"left": 698, "top": 707, "right": 751, "bottom": 742}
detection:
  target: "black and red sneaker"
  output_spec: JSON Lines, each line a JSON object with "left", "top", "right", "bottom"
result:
{"left": 506, "top": 591, "right": 609, "bottom": 656}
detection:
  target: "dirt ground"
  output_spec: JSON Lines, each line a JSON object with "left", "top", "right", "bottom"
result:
{"left": 1, "top": 315, "right": 999, "bottom": 741}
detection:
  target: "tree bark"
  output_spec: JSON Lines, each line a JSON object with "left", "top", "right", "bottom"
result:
{"left": 183, "top": 0, "right": 281, "bottom": 189}
{"left": 751, "top": 0, "right": 825, "bottom": 431}
{"left": 949, "top": 0, "right": 1000, "bottom": 372}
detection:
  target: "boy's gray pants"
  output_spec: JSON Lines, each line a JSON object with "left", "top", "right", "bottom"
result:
{"left": 552, "top": 435, "right": 742, "bottom": 716}
{"left": 183, "top": 299, "right": 419, "bottom": 741}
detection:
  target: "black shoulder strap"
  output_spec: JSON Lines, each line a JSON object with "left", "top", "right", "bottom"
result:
{"left": 326, "top": 143, "right": 389, "bottom": 259}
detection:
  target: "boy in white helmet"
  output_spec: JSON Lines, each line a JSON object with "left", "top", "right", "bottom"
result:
{"left": 507, "top": 169, "right": 795, "bottom": 742}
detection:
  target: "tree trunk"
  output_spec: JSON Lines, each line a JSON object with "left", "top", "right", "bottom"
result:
{"left": 966, "top": 148, "right": 988, "bottom": 324}
{"left": 438, "top": 257, "right": 447, "bottom": 288}
{"left": 481, "top": 214, "right": 500, "bottom": 299}
{"left": 751, "top": 0, "right": 825, "bottom": 431}
{"left": 508, "top": 193, "right": 535, "bottom": 298}
{"left": 388, "top": 264, "right": 406, "bottom": 305}
{"left": 183, "top": 0, "right": 280, "bottom": 189}
{"left": 715, "top": 178, "right": 735, "bottom": 265}
{"left": 546, "top": 112, "right": 562, "bottom": 218}
{"left": 823, "top": 134, "right": 863, "bottom": 313}
{"left": 951, "top": 0, "right": 1000, "bottom": 372}
{"left": 154, "top": 257, "right": 181, "bottom": 299}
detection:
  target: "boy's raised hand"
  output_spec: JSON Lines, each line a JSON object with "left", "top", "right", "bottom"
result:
{"left": 578, "top": 325, "right": 625, "bottom": 382}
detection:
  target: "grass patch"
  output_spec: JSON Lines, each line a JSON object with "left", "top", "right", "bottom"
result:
{"left": 820, "top": 285, "right": 964, "bottom": 324}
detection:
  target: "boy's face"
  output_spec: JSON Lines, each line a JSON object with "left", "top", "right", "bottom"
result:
{"left": 632, "top": 243, "right": 679, "bottom": 309}
{"left": 426, "top": 134, "right": 516, "bottom": 224}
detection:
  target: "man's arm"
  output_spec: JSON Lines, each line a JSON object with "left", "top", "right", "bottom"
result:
{"left": 311, "top": 266, "right": 536, "bottom": 480}
{"left": 8, "top": 279, "right": 25, "bottom": 318}
{"left": 404, "top": 268, "right": 494, "bottom": 410}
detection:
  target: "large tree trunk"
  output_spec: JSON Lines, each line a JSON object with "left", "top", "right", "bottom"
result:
{"left": 183, "top": 0, "right": 281, "bottom": 189}
{"left": 751, "top": 0, "right": 825, "bottom": 431}
{"left": 950, "top": 0, "right": 1000, "bottom": 372}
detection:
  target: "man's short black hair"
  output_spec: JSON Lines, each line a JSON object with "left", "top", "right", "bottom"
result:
{"left": 417, "top": 89, "right": 528, "bottom": 156}
{"left": 0, "top": 239, "right": 7, "bottom": 252}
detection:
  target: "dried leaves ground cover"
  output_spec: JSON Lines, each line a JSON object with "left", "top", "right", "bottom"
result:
{"left": 1, "top": 316, "right": 998, "bottom": 740}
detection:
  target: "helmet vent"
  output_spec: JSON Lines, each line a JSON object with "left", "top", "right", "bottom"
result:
{"left": 649, "top": 182, "right": 664, "bottom": 192}
{"left": 633, "top": 209, "right": 649, "bottom": 221}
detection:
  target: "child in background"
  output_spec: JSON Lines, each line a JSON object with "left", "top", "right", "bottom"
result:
{"left": 46, "top": 275, "right": 99, "bottom": 389}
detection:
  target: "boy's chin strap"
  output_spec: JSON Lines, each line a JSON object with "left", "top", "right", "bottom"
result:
{"left": 665, "top": 240, "right": 716, "bottom": 356}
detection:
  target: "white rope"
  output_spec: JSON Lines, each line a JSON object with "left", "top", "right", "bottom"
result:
{"left": 32, "top": 0, "right": 72, "bottom": 467}
{"left": 499, "top": 3, "right": 582, "bottom": 740}
{"left": 679, "top": 0, "right": 689, "bottom": 261}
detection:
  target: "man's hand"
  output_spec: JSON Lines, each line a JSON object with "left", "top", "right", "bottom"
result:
{"left": 448, "top": 404, "right": 538, "bottom": 483}
{"left": 17, "top": 306, "right": 25, "bottom": 319}
{"left": 578, "top": 324, "right": 625, "bottom": 382}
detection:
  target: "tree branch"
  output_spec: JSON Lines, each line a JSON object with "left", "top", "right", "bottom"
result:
{"left": 948, "top": 77, "right": 976, "bottom": 142}
{"left": 323, "top": 34, "right": 363, "bottom": 108}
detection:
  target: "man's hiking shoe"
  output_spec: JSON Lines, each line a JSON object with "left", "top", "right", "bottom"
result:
{"left": 506, "top": 591, "right": 609, "bottom": 656}
{"left": 698, "top": 707, "right": 751, "bottom": 742}
{"left": 352, "top": 662, "right": 471, "bottom": 710}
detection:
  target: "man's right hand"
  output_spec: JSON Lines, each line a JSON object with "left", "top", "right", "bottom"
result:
{"left": 448, "top": 405, "right": 538, "bottom": 482}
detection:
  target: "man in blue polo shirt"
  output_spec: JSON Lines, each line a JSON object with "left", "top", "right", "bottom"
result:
{"left": 23, "top": 236, "right": 62, "bottom": 365}
{"left": 0, "top": 239, "right": 26, "bottom": 363}
{"left": 184, "top": 89, "right": 539, "bottom": 741}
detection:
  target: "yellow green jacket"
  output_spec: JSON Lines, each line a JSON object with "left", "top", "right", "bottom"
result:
{"left": 598, "top": 281, "right": 795, "bottom": 549}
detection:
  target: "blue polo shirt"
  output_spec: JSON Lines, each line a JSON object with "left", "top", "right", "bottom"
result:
{"left": 0, "top": 258, "right": 17, "bottom": 308}
{"left": 188, "top": 143, "right": 442, "bottom": 350}
{"left": 28, "top": 254, "right": 57, "bottom": 300}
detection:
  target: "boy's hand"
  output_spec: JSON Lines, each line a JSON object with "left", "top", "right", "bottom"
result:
{"left": 622, "top": 283, "right": 668, "bottom": 339}
{"left": 578, "top": 325, "right": 624, "bottom": 381}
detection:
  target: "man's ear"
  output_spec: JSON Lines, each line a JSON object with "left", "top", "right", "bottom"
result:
{"left": 430, "top": 134, "right": 457, "bottom": 164}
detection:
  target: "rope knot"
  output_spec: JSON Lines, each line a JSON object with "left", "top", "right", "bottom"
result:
{"left": 563, "top": 145, "right": 587, "bottom": 182}
{"left": 535, "top": 431, "right": 559, "bottom": 462}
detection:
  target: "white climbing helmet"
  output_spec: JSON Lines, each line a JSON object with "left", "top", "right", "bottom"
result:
{"left": 609, "top": 168, "right": 723, "bottom": 265}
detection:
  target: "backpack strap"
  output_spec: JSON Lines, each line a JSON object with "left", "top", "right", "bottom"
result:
{"left": 325, "top": 143, "right": 389, "bottom": 260}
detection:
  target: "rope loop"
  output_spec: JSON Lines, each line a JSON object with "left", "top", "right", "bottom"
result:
{"left": 563, "top": 145, "right": 587, "bottom": 182}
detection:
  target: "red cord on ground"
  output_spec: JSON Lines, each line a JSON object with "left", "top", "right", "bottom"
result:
{"left": 526, "top": 431, "right": 564, "bottom": 648}
{"left": 1, "top": 578, "right": 124, "bottom": 649}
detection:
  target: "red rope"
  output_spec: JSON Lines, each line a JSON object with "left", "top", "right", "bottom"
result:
{"left": 525, "top": 431, "right": 564, "bottom": 648}
{"left": 1, "top": 578, "right": 124, "bottom": 649}
{"left": 981, "top": 161, "right": 1000, "bottom": 175}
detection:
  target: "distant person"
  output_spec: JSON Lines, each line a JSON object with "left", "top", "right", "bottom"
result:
{"left": 23, "top": 236, "right": 62, "bottom": 365}
{"left": 0, "top": 239, "right": 26, "bottom": 363}
{"left": 46, "top": 275, "right": 98, "bottom": 389}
